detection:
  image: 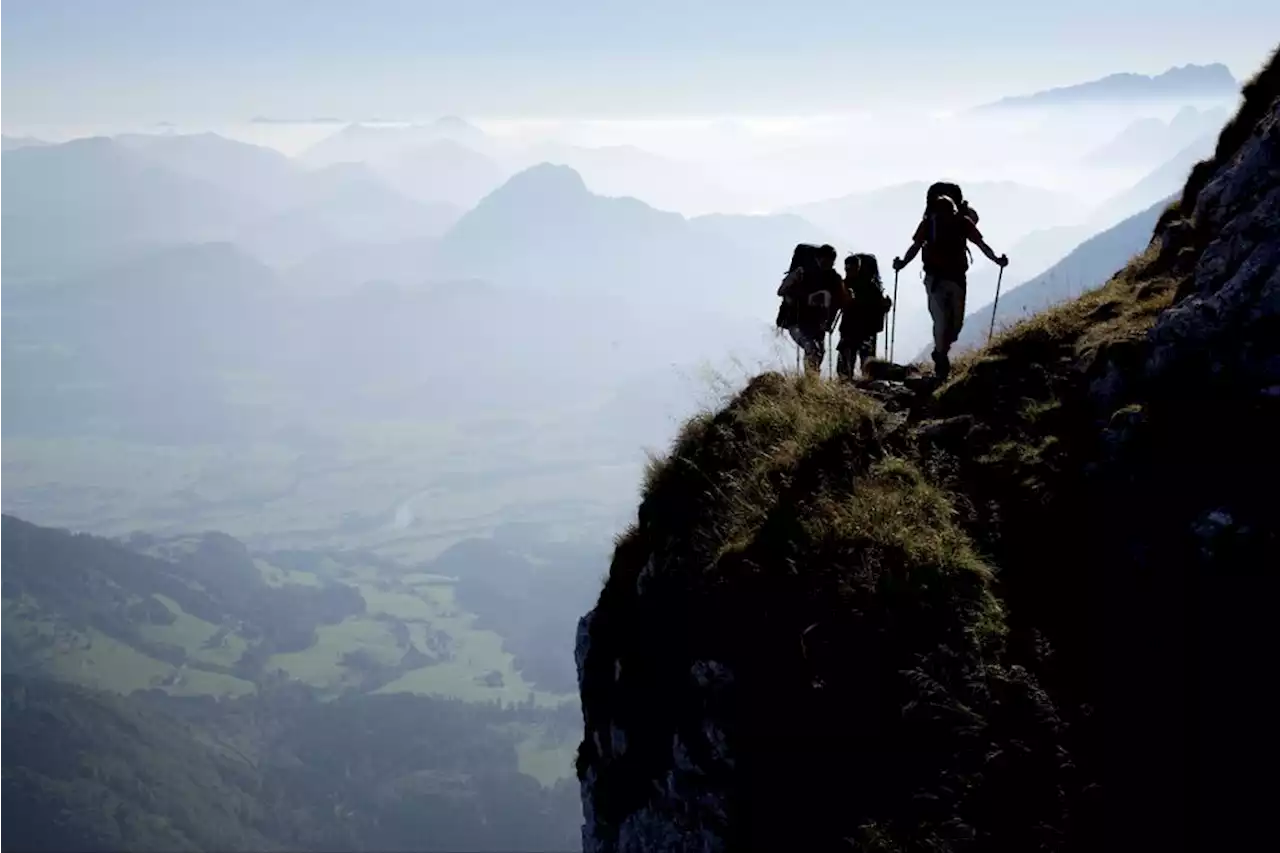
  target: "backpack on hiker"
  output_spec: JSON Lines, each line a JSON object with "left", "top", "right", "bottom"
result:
{"left": 844, "top": 253, "right": 893, "bottom": 334}
{"left": 776, "top": 243, "right": 823, "bottom": 329}
{"left": 925, "top": 182, "right": 980, "bottom": 226}
{"left": 920, "top": 182, "right": 978, "bottom": 281}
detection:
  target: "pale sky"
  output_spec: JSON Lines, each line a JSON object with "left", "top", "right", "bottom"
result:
{"left": 3, "top": 0, "right": 1277, "bottom": 126}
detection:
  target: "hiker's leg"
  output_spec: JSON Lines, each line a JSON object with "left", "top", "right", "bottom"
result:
{"left": 835, "top": 340, "right": 852, "bottom": 380}
{"left": 806, "top": 331, "right": 824, "bottom": 373}
{"left": 792, "top": 326, "right": 820, "bottom": 373}
{"left": 932, "top": 278, "right": 963, "bottom": 358}
{"left": 947, "top": 280, "right": 967, "bottom": 347}
{"left": 926, "top": 275, "right": 948, "bottom": 356}
{"left": 856, "top": 335, "right": 876, "bottom": 374}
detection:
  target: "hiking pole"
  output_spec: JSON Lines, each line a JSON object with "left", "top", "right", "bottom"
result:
{"left": 828, "top": 309, "right": 840, "bottom": 380}
{"left": 889, "top": 269, "right": 900, "bottom": 363}
{"left": 987, "top": 265, "right": 1006, "bottom": 345}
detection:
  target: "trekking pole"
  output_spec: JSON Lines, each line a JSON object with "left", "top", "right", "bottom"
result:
{"left": 889, "top": 269, "right": 900, "bottom": 363}
{"left": 987, "top": 265, "right": 1006, "bottom": 345}
{"left": 828, "top": 309, "right": 839, "bottom": 380}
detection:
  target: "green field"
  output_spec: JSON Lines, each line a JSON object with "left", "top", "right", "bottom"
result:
{"left": 1, "top": 412, "right": 640, "bottom": 564}
{"left": 507, "top": 724, "right": 578, "bottom": 786}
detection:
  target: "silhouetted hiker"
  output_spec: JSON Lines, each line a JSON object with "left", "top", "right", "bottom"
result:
{"left": 777, "top": 243, "right": 841, "bottom": 374}
{"left": 892, "top": 184, "right": 1007, "bottom": 381}
{"left": 836, "top": 253, "right": 892, "bottom": 380}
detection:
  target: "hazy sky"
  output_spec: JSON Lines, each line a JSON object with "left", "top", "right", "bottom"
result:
{"left": 4, "top": 0, "right": 1277, "bottom": 126}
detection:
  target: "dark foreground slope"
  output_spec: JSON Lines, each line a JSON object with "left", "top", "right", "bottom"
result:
{"left": 575, "top": 50, "right": 1279, "bottom": 853}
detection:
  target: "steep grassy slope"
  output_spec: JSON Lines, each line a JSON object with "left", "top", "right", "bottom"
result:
{"left": 576, "top": 48, "right": 1279, "bottom": 853}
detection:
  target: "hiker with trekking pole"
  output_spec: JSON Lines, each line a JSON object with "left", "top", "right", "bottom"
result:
{"left": 836, "top": 253, "right": 892, "bottom": 380}
{"left": 775, "top": 243, "right": 842, "bottom": 376}
{"left": 892, "top": 182, "right": 1008, "bottom": 382}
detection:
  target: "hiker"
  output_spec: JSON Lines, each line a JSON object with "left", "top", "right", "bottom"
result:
{"left": 836, "top": 253, "right": 892, "bottom": 380}
{"left": 777, "top": 243, "right": 841, "bottom": 374}
{"left": 892, "top": 183, "right": 1008, "bottom": 381}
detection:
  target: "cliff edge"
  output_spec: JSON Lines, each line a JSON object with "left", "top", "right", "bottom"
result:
{"left": 576, "top": 50, "right": 1278, "bottom": 853}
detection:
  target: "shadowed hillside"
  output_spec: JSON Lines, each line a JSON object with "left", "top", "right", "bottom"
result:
{"left": 575, "top": 47, "right": 1279, "bottom": 853}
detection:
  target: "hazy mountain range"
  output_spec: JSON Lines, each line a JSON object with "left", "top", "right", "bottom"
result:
{"left": 1081, "top": 105, "right": 1229, "bottom": 168}
{"left": 975, "top": 62, "right": 1239, "bottom": 110}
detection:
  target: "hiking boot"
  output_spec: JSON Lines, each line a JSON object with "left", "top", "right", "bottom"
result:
{"left": 932, "top": 350, "right": 951, "bottom": 382}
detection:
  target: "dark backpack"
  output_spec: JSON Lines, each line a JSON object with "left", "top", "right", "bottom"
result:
{"left": 845, "top": 253, "right": 892, "bottom": 333}
{"left": 776, "top": 243, "right": 823, "bottom": 328}
{"left": 925, "top": 181, "right": 980, "bottom": 227}
{"left": 920, "top": 192, "right": 975, "bottom": 280}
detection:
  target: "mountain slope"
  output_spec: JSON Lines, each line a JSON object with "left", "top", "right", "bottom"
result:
{"left": 434, "top": 163, "right": 838, "bottom": 319}
{"left": 1, "top": 138, "right": 258, "bottom": 280}
{"left": 232, "top": 162, "right": 459, "bottom": 267}
{"left": 113, "top": 131, "right": 304, "bottom": 208}
{"left": 2, "top": 134, "right": 52, "bottom": 151}
{"left": 514, "top": 142, "right": 751, "bottom": 216}
{"left": 938, "top": 194, "right": 1172, "bottom": 359}
{"left": 2, "top": 673, "right": 581, "bottom": 853}
{"left": 298, "top": 118, "right": 492, "bottom": 167}
{"left": 1080, "top": 105, "right": 1228, "bottom": 168}
{"left": 373, "top": 138, "right": 509, "bottom": 207}
{"left": 1089, "top": 131, "right": 1218, "bottom": 227}
{"left": 975, "top": 62, "right": 1239, "bottom": 110}
{"left": 575, "top": 47, "right": 1279, "bottom": 853}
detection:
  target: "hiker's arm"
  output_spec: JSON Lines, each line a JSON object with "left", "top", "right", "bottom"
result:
{"left": 777, "top": 267, "right": 802, "bottom": 296}
{"left": 967, "top": 220, "right": 1008, "bottom": 266}
{"left": 894, "top": 240, "right": 923, "bottom": 270}
{"left": 972, "top": 237, "right": 1008, "bottom": 266}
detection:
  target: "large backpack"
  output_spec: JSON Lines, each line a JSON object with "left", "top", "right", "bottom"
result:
{"left": 920, "top": 184, "right": 977, "bottom": 280}
{"left": 845, "top": 253, "right": 892, "bottom": 333}
{"left": 776, "top": 243, "right": 823, "bottom": 328}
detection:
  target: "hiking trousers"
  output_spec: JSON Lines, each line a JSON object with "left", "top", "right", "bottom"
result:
{"left": 788, "top": 325, "right": 825, "bottom": 373}
{"left": 836, "top": 332, "right": 876, "bottom": 380}
{"left": 924, "top": 274, "right": 966, "bottom": 357}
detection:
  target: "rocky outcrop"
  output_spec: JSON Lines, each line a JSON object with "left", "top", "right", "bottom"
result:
{"left": 576, "top": 50, "right": 1278, "bottom": 853}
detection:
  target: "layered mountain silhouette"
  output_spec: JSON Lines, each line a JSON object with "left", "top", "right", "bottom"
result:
{"left": 1, "top": 137, "right": 258, "bottom": 280}
{"left": 433, "top": 162, "right": 838, "bottom": 319}
{"left": 233, "top": 162, "right": 460, "bottom": 267}
{"left": 2, "top": 134, "right": 462, "bottom": 278}
{"left": 510, "top": 141, "right": 752, "bottom": 216}
{"left": 298, "top": 117, "right": 493, "bottom": 166}
{"left": 2, "top": 133, "right": 52, "bottom": 152}
{"left": 976, "top": 62, "right": 1239, "bottom": 110}
{"left": 112, "top": 131, "right": 306, "bottom": 209}
{"left": 1081, "top": 105, "right": 1229, "bottom": 168}
{"left": 372, "top": 138, "right": 509, "bottom": 208}
{"left": 1089, "top": 131, "right": 1219, "bottom": 227}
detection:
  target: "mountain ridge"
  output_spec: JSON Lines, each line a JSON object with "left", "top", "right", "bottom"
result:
{"left": 975, "top": 62, "right": 1239, "bottom": 111}
{"left": 575, "top": 46, "right": 1280, "bottom": 853}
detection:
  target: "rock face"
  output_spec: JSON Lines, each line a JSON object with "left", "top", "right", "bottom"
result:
{"left": 576, "top": 51, "right": 1278, "bottom": 853}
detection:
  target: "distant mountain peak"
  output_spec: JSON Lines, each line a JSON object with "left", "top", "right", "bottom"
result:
{"left": 976, "top": 62, "right": 1239, "bottom": 110}
{"left": 485, "top": 163, "right": 589, "bottom": 203}
{"left": 432, "top": 115, "right": 482, "bottom": 133}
